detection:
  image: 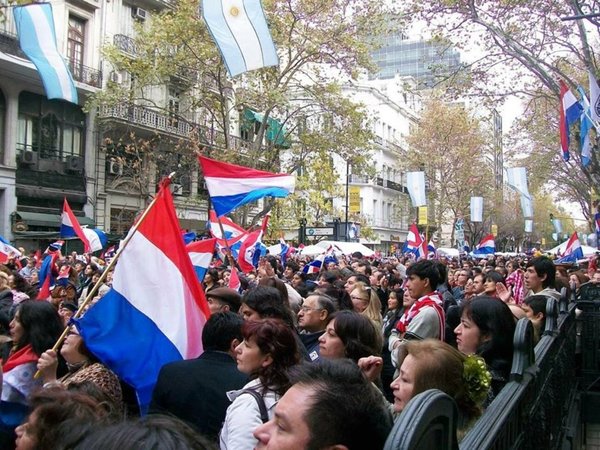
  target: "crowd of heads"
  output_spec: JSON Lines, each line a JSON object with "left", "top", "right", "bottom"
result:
{"left": 0, "top": 243, "right": 598, "bottom": 450}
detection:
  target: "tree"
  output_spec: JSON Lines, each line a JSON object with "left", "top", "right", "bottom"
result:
{"left": 397, "top": 0, "right": 600, "bottom": 207}
{"left": 507, "top": 83, "right": 597, "bottom": 227}
{"left": 404, "top": 97, "right": 493, "bottom": 244}
{"left": 93, "top": 0, "right": 397, "bottom": 226}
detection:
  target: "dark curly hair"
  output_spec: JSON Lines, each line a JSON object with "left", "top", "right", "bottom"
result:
{"left": 242, "top": 318, "right": 299, "bottom": 396}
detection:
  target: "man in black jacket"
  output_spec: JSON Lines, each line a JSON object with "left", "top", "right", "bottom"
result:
{"left": 149, "top": 312, "right": 247, "bottom": 440}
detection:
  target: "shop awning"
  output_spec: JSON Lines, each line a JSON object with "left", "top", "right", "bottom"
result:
{"left": 242, "top": 109, "right": 291, "bottom": 148}
{"left": 15, "top": 211, "right": 95, "bottom": 228}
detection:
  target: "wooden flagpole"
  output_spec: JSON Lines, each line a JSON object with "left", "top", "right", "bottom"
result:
{"left": 35, "top": 173, "right": 176, "bottom": 378}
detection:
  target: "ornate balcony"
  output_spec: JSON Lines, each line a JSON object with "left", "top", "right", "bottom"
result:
{"left": 99, "top": 103, "right": 196, "bottom": 139}
{"left": 67, "top": 59, "right": 102, "bottom": 88}
{"left": 114, "top": 34, "right": 137, "bottom": 56}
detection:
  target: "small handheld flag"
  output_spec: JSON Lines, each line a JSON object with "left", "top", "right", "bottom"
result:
{"left": 473, "top": 235, "right": 495, "bottom": 256}
{"left": 556, "top": 232, "right": 584, "bottom": 263}
{"left": 61, "top": 199, "right": 107, "bottom": 253}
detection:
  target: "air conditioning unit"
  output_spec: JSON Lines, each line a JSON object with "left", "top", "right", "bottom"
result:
{"left": 132, "top": 7, "right": 147, "bottom": 21}
{"left": 109, "top": 71, "right": 123, "bottom": 84}
{"left": 109, "top": 161, "right": 123, "bottom": 176}
{"left": 66, "top": 155, "right": 84, "bottom": 173}
{"left": 172, "top": 183, "right": 184, "bottom": 196}
{"left": 19, "top": 150, "right": 38, "bottom": 166}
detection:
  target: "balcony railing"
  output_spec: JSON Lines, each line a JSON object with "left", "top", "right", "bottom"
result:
{"left": 99, "top": 103, "right": 196, "bottom": 138}
{"left": 0, "top": 30, "right": 26, "bottom": 59}
{"left": 67, "top": 59, "right": 102, "bottom": 88}
{"left": 349, "top": 174, "right": 407, "bottom": 193}
{"left": 114, "top": 34, "right": 137, "bottom": 56}
{"left": 363, "top": 215, "right": 403, "bottom": 229}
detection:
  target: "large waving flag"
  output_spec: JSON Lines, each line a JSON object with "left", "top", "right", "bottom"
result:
{"left": 0, "top": 235, "right": 21, "bottom": 264}
{"left": 238, "top": 215, "right": 269, "bottom": 273}
{"left": 473, "top": 234, "right": 495, "bottom": 256}
{"left": 208, "top": 210, "right": 246, "bottom": 240}
{"left": 559, "top": 80, "right": 583, "bottom": 162}
{"left": 75, "top": 180, "right": 210, "bottom": 413}
{"left": 557, "top": 232, "right": 584, "bottom": 263}
{"left": 13, "top": 3, "right": 77, "bottom": 103}
{"left": 187, "top": 238, "right": 216, "bottom": 283}
{"left": 201, "top": 0, "right": 279, "bottom": 77}
{"left": 199, "top": 156, "right": 295, "bottom": 217}
{"left": 61, "top": 199, "right": 107, "bottom": 253}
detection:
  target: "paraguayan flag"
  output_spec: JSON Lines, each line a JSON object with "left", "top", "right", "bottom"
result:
{"left": 201, "top": 0, "right": 279, "bottom": 77}
{"left": 13, "top": 3, "right": 78, "bottom": 104}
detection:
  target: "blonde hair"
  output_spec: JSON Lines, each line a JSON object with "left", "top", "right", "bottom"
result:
{"left": 354, "top": 282, "right": 383, "bottom": 329}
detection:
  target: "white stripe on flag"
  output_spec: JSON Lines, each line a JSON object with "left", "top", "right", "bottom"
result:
{"left": 222, "top": 0, "right": 264, "bottom": 71}
{"left": 204, "top": 175, "right": 295, "bottom": 197}
{"left": 470, "top": 197, "right": 483, "bottom": 222}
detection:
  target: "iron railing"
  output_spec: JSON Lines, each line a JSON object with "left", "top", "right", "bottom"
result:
{"left": 114, "top": 34, "right": 137, "bottom": 56}
{"left": 67, "top": 59, "right": 102, "bottom": 88}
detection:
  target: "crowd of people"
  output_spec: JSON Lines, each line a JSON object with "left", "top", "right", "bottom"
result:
{"left": 0, "top": 244, "right": 598, "bottom": 449}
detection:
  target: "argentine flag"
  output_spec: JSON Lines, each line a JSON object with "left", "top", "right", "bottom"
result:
{"left": 13, "top": 3, "right": 78, "bottom": 103}
{"left": 201, "top": 0, "right": 279, "bottom": 77}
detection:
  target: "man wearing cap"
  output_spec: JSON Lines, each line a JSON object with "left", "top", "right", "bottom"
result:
{"left": 206, "top": 287, "right": 242, "bottom": 314}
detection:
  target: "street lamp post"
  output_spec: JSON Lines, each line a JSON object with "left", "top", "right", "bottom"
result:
{"left": 345, "top": 160, "right": 350, "bottom": 242}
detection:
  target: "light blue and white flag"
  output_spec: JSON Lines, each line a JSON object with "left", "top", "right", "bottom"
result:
{"left": 13, "top": 3, "right": 78, "bottom": 103}
{"left": 505, "top": 167, "right": 531, "bottom": 199}
{"left": 524, "top": 219, "right": 533, "bottom": 233}
{"left": 470, "top": 197, "right": 483, "bottom": 222}
{"left": 577, "top": 86, "right": 594, "bottom": 167}
{"left": 589, "top": 70, "right": 600, "bottom": 124}
{"left": 552, "top": 218, "right": 563, "bottom": 234}
{"left": 201, "top": 0, "right": 279, "bottom": 77}
{"left": 406, "top": 171, "right": 426, "bottom": 207}
{"left": 520, "top": 195, "right": 534, "bottom": 219}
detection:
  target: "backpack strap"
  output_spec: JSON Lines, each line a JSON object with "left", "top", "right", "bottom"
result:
{"left": 240, "top": 389, "right": 269, "bottom": 423}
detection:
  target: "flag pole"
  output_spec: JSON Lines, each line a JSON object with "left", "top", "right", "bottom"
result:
{"left": 34, "top": 173, "right": 176, "bottom": 379}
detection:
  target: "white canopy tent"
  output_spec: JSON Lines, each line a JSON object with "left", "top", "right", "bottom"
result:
{"left": 315, "top": 240, "right": 375, "bottom": 257}
{"left": 436, "top": 247, "right": 460, "bottom": 258}
{"left": 546, "top": 241, "right": 598, "bottom": 257}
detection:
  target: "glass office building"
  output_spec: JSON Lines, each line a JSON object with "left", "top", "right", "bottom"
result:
{"left": 370, "top": 34, "right": 462, "bottom": 88}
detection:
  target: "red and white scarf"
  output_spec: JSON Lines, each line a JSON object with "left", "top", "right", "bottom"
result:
{"left": 395, "top": 292, "right": 445, "bottom": 340}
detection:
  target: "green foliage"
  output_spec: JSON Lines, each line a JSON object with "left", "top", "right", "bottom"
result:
{"left": 92, "top": 0, "right": 393, "bottom": 226}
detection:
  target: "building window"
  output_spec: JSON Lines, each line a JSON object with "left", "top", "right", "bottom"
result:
{"left": 110, "top": 207, "right": 137, "bottom": 235}
{"left": 17, "top": 91, "right": 85, "bottom": 161}
{"left": 67, "top": 16, "right": 86, "bottom": 80}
